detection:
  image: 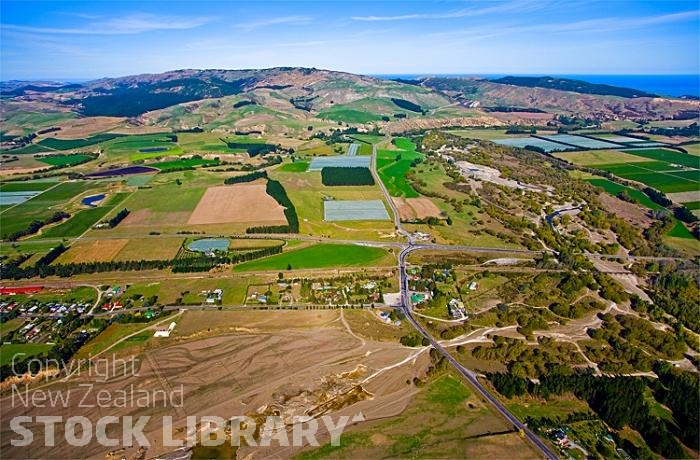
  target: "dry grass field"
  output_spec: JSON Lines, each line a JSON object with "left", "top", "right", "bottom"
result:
{"left": 393, "top": 197, "right": 443, "bottom": 221}
{"left": 43, "top": 116, "right": 124, "bottom": 139}
{"left": 113, "top": 237, "right": 183, "bottom": 261}
{"left": 55, "top": 238, "right": 129, "bottom": 263}
{"left": 187, "top": 184, "right": 287, "bottom": 225}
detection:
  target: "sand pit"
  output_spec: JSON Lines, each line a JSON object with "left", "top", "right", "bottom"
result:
{"left": 187, "top": 184, "right": 287, "bottom": 225}
{"left": 56, "top": 239, "right": 129, "bottom": 263}
{"left": 393, "top": 197, "right": 443, "bottom": 221}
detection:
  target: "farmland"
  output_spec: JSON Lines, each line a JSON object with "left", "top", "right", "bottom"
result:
{"left": 150, "top": 157, "right": 220, "bottom": 171}
{"left": 0, "top": 181, "right": 100, "bottom": 239}
{"left": 0, "top": 343, "right": 53, "bottom": 366}
{"left": 36, "top": 154, "right": 94, "bottom": 167}
{"left": 39, "top": 191, "right": 131, "bottom": 238}
{"left": 557, "top": 147, "right": 700, "bottom": 194}
{"left": 187, "top": 184, "right": 287, "bottom": 225}
{"left": 377, "top": 137, "right": 423, "bottom": 197}
{"left": 233, "top": 243, "right": 393, "bottom": 271}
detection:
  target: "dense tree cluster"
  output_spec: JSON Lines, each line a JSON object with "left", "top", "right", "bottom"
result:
{"left": 486, "top": 371, "right": 694, "bottom": 459}
{"left": 246, "top": 179, "right": 299, "bottom": 233}
{"left": 320, "top": 167, "right": 374, "bottom": 186}
{"left": 223, "top": 170, "right": 267, "bottom": 184}
{"left": 104, "top": 208, "right": 129, "bottom": 228}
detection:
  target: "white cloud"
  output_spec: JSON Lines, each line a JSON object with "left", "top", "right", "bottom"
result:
{"left": 351, "top": 0, "right": 545, "bottom": 22}
{"left": 234, "top": 15, "right": 312, "bottom": 32}
{"left": 1, "top": 13, "right": 211, "bottom": 35}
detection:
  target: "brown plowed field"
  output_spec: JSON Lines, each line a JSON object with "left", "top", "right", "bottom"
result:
{"left": 187, "top": 184, "right": 287, "bottom": 225}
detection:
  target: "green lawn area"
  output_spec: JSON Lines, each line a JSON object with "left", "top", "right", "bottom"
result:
{"left": 0, "top": 180, "right": 59, "bottom": 192}
{"left": 0, "top": 343, "right": 54, "bottom": 366}
{"left": 37, "top": 133, "right": 126, "bottom": 151}
{"left": 278, "top": 161, "right": 309, "bottom": 172}
{"left": 38, "top": 191, "right": 130, "bottom": 239}
{"left": 0, "top": 181, "right": 100, "bottom": 238}
{"left": 586, "top": 178, "right": 664, "bottom": 210}
{"left": 683, "top": 201, "right": 700, "bottom": 210}
{"left": 233, "top": 243, "right": 393, "bottom": 271}
{"left": 317, "top": 107, "right": 384, "bottom": 123}
{"left": 377, "top": 137, "right": 423, "bottom": 198}
{"left": 150, "top": 157, "right": 219, "bottom": 171}
{"left": 621, "top": 148, "right": 700, "bottom": 169}
{"left": 36, "top": 154, "right": 94, "bottom": 167}
{"left": 39, "top": 207, "right": 112, "bottom": 238}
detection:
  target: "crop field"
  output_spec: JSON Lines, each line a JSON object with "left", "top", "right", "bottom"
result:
{"left": 377, "top": 137, "right": 423, "bottom": 197}
{"left": 492, "top": 137, "right": 573, "bottom": 152}
{"left": 40, "top": 207, "right": 113, "bottom": 238}
{"left": 125, "top": 174, "right": 155, "bottom": 187}
{"left": 187, "top": 184, "right": 287, "bottom": 225}
{"left": 621, "top": 148, "right": 700, "bottom": 169}
{"left": 308, "top": 156, "right": 371, "bottom": 171}
{"left": 55, "top": 239, "right": 130, "bottom": 264}
{"left": 233, "top": 243, "right": 393, "bottom": 271}
{"left": 0, "top": 181, "right": 99, "bottom": 238}
{"left": 586, "top": 179, "right": 663, "bottom": 210}
{"left": 552, "top": 149, "right": 660, "bottom": 166}
{"left": 112, "top": 237, "right": 183, "bottom": 261}
{"left": 36, "top": 133, "right": 126, "bottom": 151}
{"left": 618, "top": 170, "right": 699, "bottom": 193}
{"left": 36, "top": 154, "right": 94, "bottom": 167}
{"left": 316, "top": 105, "right": 385, "bottom": 123}
{"left": 684, "top": 201, "right": 700, "bottom": 210}
{"left": 540, "top": 134, "right": 621, "bottom": 149}
{"left": 100, "top": 133, "right": 182, "bottom": 161}
{"left": 393, "top": 197, "right": 443, "bottom": 220}
{"left": 324, "top": 200, "right": 391, "bottom": 221}
{"left": 349, "top": 134, "right": 385, "bottom": 144}
{"left": 278, "top": 161, "right": 309, "bottom": 172}
{"left": 150, "top": 157, "right": 219, "bottom": 171}
{"left": 0, "top": 180, "right": 58, "bottom": 192}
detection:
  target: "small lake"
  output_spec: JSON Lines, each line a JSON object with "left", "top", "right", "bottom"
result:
{"left": 82, "top": 193, "right": 105, "bottom": 207}
{"left": 187, "top": 238, "right": 230, "bottom": 254}
{"left": 85, "top": 166, "right": 159, "bottom": 178}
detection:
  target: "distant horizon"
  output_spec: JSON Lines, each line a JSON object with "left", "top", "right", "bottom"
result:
{"left": 1, "top": 1, "right": 698, "bottom": 80}
{"left": 4, "top": 70, "right": 698, "bottom": 98}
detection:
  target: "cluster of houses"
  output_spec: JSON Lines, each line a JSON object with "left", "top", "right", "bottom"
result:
{"left": 101, "top": 285, "right": 126, "bottom": 311}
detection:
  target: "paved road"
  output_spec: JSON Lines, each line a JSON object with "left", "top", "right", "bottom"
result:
{"left": 371, "top": 144, "right": 406, "bottom": 236}
{"left": 397, "top": 245, "right": 559, "bottom": 460}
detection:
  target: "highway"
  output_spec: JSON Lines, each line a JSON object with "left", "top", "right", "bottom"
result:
{"left": 397, "top": 244, "right": 559, "bottom": 460}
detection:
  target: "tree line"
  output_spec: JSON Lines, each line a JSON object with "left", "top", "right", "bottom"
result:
{"left": 246, "top": 178, "right": 299, "bottom": 233}
{"left": 223, "top": 170, "right": 267, "bottom": 184}
{"left": 5, "top": 211, "right": 70, "bottom": 241}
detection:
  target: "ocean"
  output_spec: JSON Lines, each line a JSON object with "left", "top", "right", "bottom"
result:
{"left": 371, "top": 74, "right": 700, "bottom": 98}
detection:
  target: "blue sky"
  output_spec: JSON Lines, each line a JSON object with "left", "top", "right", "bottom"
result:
{"left": 1, "top": 1, "right": 698, "bottom": 80}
